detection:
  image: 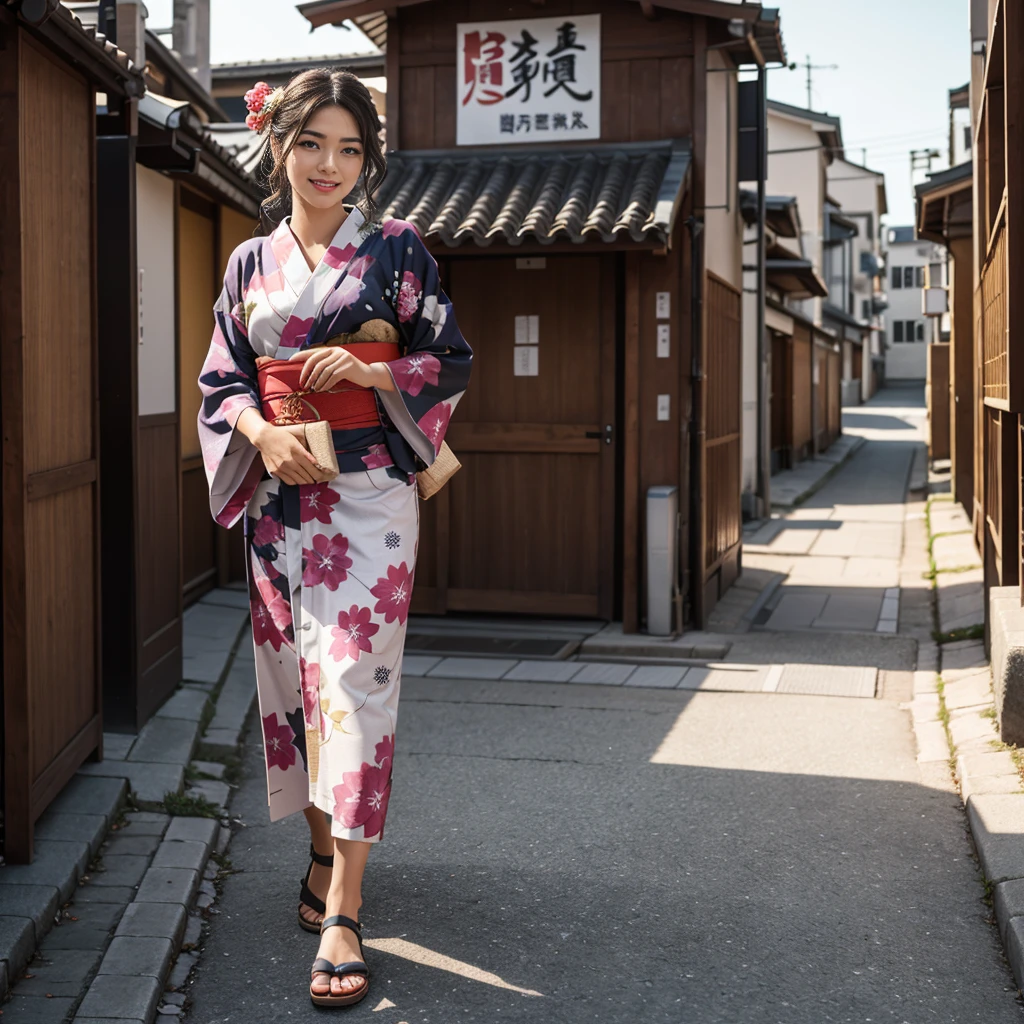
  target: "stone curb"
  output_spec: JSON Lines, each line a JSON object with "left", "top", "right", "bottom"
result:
{"left": 2, "top": 589, "right": 249, "bottom": 1016}
{"left": 73, "top": 818, "right": 229, "bottom": 1023}
{"left": 0, "top": 776, "right": 127, "bottom": 999}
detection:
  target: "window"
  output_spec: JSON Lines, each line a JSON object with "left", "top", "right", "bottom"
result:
{"left": 891, "top": 266, "right": 902, "bottom": 289}
{"left": 894, "top": 320, "right": 904, "bottom": 342}
{"left": 916, "top": 266, "right": 926, "bottom": 288}
{"left": 861, "top": 298, "right": 871, "bottom": 321}
{"left": 916, "top": 321, "right": 925, "bottom": 341}
{"left": 903, "top": 267, "right": 914, "bottom": 288}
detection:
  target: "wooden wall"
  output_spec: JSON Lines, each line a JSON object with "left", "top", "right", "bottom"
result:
{"left": 396, "top": 0, "right": 695, "bottom": 151}
{"left": 949, "top": 237, "right": 974, "bottom": 514}
{"left": 927, "top": 343, "right": 951, "bottom": 461}
{"left": 1, "top": 29, "right": 102, "bottom": 862}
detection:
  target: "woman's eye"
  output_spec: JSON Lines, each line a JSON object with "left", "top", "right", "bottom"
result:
{"left": 300, "top": 140, "right": 318, "bottom": 149}
{"left": 343, "top": 147, "right": 362, "bottom": 156}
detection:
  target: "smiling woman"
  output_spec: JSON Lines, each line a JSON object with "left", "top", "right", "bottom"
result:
{"left": 195, "top": 68, "right": 472, "bottom": 1009}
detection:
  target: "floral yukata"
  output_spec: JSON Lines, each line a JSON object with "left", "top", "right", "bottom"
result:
{"left": 198, "top": 207, "right": 471, "bottom": 841}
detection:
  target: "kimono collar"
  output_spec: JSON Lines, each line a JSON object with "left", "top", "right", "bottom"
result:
{"left": 272, "top": 206, "right": 366, "bottom": 297}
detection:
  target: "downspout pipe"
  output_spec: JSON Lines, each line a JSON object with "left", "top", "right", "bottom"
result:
{"left": 688, "top": 215, "right": 706, "bottom": 628}
{"left": 754, "top": 59, "right": 770, "bottom": 515}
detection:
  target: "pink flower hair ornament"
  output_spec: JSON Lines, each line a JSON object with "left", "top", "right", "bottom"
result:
{"left": 244, "top": 80, "right": 285, "bottom": 133}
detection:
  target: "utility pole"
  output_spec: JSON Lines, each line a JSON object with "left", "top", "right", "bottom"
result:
{"left": 910, "top": 147, "right": 940, "bottom": 190}
{"left": 791, "top": 54, "right": 838, "bottom": 110}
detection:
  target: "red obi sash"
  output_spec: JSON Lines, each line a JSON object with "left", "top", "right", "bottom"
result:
{"left": 257, "top": 343, "right": 400, "bottom": 430}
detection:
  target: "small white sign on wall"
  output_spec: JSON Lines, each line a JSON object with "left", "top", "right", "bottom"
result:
{"left": 514, "top": 345, "right": 539, "bottom": 376}
{"left": 656, "top": 291, "right": 671, "bottom": 319}
{"left": 657, "top": 394, "right": 670, "bottom": 421}
{"left": 657, "top": 324, "right": 670, "bottom": 358}
{"left": 514, "top": 314, "right": 539, "bottom": 345}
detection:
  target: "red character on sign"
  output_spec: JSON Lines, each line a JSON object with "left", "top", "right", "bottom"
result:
{"left": 462, "top": 30, "right": 506, "bottom": 106}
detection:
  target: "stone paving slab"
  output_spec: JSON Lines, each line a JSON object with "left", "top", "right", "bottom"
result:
{"left": 944, "top": 669, "right": 994, "bottom": 710}
{"left": 0, "top": 915, "right": 37, "bottom": 993}
{"left": 114, "top": 903, "right": 186, "bottom": 945}
{"left": 14, "top": 948, "right": 102, "bottom": 998}
{"left": 127, "top": 716, "right": 198, "bottom": 766}
{"left": 33, "top": 813, "right": 109, "bottom": 859}
{"left": 427, "top": 656, "right": 519, "bottom": 680}
{"left": 78, "top": 761, "right": 185, "bottom": 805}
{"left": 101, "top": 833, "right": 163, "bottom": 859}
{"left": 48, "top": 776, "right": 127, "bottom": 821}
{"left": 39, "top": 903, "right": 123, "bottom": 952}
{"left": 624, "top": 665, "right": 687, "bottom": 688}
{"left": 937, "top": 570, "right": 985, "bottom": 633}
{"left": 777, "top": 664, "right": 877, "bottom": 698}
{"left": 503, "top": 660, "right": 584, "bottom": 683}
{"left": 199, "top": 588, "right": 250, "bottom": 611}
{"left": 100, "top": 734, "right": 135, "bottom": 761}
{"left": 97, "top": 935, "right": 174, "bottom": 980}
{"left": 153, "top": 687, "right": 210, "bottom": 723}
{"left": 968, "top": 794, "right": 1024, "bottom": 883}
{"left": 201, "top": 660, "right": 258, "bottom": 754}
{"left": 930, "top": 505, "right": 973, "bottom": 535}
{"left": 134, "top": 867, "right": 199, "bottom": 908}
{"left": 89, "top": 854, "right": 150, "bottom": 889}
{"left": 0, "top": 840, "right": 91, "bottom": 904}
{"left": 680, "top": 664, "right": 769, "bottom": 692}
{"left": 942, "top": 639, "right": 988, "bottom": 673}
{"left": 2, "top": 992, "right": 76, "bottom": 1022}
{"left": 402, "top": 654, "right": 442, "bottom": 677}
{"left": 932, "top": 531, "right": 982, "bottom": 569}
{"left": 76, "top": 972, "right": 161, "bottom": 1022}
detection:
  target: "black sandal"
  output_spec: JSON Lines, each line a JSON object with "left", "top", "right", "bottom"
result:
{"left": 298, "top": 843, "right": 334, "bottom": 933}
{"left": 309, "top": 914, "right": 369, "bottom": 1008}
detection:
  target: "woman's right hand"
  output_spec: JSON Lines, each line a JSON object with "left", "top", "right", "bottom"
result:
{"left": 255, "top": 422, "right": 322, "bottom": 486}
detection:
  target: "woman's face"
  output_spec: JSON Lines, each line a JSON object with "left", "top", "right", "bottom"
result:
{"left": 285, "top": 103, "right": 365, "bottom": 213}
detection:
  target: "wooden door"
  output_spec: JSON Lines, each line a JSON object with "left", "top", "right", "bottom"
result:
{"left": 178, "top": 189, "right": 219, "bottom": 602}
{"left": 1, "top": 31, "right": 102, "bottom": 862}
{"left": 770, "top": 332, "right": 790, "bottom": 471}
{"left": 414, "top": 255, "right": 616, "bottom": 619}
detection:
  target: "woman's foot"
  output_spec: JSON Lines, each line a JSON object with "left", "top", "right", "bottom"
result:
{"left": 310, "top": 913, "right": 367, "bottom": 1000}
{"left": 299, "top": 853, "right": 332, "bottom": 929}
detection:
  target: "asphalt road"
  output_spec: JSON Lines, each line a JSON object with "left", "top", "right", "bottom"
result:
{"left": 183, "top": 674, "right": 1024, "bottom": 1023}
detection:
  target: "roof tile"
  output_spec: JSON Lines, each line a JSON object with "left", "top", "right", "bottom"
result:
{"left": 378, "top": 139, "right": 691, "bottom": 247}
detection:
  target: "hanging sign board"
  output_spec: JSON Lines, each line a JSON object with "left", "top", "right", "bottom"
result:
{"left": 457, "top": 15, "right": 601, "bottom": 146}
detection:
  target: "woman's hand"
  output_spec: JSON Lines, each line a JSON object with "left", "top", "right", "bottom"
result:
{"left": 292, "top": 347, "right": 396, "bottom": 392}
{"left": 295, "top": 347, "right": 370, "bottom": 392}
{"left": 237, "top": 409, "right": 321, "bottom": 485}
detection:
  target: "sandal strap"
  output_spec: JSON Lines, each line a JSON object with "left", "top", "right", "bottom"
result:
{"left": 298, "top": 880, "right": 325, "bottom": 916}
{"left": 320, "top": 914, "right": 362, "bottom": 937}
{"left": 308, "top": 843, "right": 335, "bottom": 868}
{"left": 310, "top": 957, "right": 369, "bottom": 979}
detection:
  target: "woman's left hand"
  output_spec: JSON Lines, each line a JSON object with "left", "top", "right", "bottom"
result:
{"left": 294, "top": 347, "right": 370, "bottom": 392}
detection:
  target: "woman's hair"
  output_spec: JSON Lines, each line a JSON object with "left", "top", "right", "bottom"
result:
{"left": 257, "top": 68, "right": 386, "bottom": 229}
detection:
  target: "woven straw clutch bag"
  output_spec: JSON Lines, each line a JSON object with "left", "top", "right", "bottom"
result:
{"left": 417, "top": 441, "right": 460, "bottom": 500}
{"left": 302, "top": 421, "right": 340, "bottom": 483}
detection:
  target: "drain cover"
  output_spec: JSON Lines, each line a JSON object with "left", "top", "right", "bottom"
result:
{"left": 776, "top": 664, "right": 877, "bottom": 698}
{"left": 404, "top": 634, "right": 579, "bottom": 660}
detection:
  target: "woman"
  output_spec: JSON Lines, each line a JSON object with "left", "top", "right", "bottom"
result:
{"left": 198, "top": 69, "right": 471, "bottom": 1007}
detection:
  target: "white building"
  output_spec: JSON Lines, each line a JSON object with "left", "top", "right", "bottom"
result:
{"left": 883, "top": 226, "right": 945, "bottom": 380}
{"left": 826, "top": 156, "right": 888, "bottom": 403}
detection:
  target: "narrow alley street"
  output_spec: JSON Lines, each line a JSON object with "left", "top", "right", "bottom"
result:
{"left": 182, "top": 387, "right": 1024, "bottom": 1023}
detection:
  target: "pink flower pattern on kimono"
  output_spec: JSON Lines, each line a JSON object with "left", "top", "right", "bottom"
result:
{"left": 397, "top": 271, "right": 423, "bottom": 323}
{"left": 323, "top": 242, "right": 357, "bottom": 269}
{"left": 370, "top": 562, "right": 414, "bottom": 625}
{"left": 322, "top": 255, "right": 376, "bottom": 317}
{"left": 299, "top": 658, "right": 322, "bottom": 730}
{"left": 330, "top": 605, "right": 380, "bottom": 662}
{"left": 302, "top": 532, "right": 352, "bottom": 590}
{"left": 279, "top": 315, "right": 314, "bottom": 350}
{"left": 331, "top": 732, "right": 395, "bottom": 837}
{"left": 390, "top": 353, "right": 440, "bottom": 397}
{"left": 252, "top": 511, "right": 285, "bottom": 549}
{"left": 417, "top": 403, "right": 453, "bottom": 455}
{"left": 382, "top": 218, "right": 408, "bottom": 239}
{"left": 263, "top": 712, "right": 297, "bottom": 771}
{"left": 361, "top": 443, "right": 392, "bottom": 470}
{"left": 251, "top": 575, "right": 290, "bottom": 651}
{"left": 300, "top": 483, "right": 340, "bottom": 524}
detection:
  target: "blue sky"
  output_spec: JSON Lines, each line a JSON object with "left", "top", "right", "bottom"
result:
{"left": 767, "top": 0, "right": 971, "bottom": 224}
{"left": 147, "top": 0, "right": 968, "bottom": 224}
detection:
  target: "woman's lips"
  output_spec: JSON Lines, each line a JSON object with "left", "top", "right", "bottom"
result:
{"left": 310, "top": 179, "right": 340, "bottom": 193}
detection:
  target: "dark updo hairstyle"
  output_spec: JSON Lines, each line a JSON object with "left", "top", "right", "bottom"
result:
{"left": 258, "top": 68, "right": 386, "bottom": 231}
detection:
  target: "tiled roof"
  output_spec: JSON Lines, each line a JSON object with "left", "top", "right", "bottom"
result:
{"left": 377, "top": 139, "right": 691, "bottom": 248}
{"left": 44, "top": 3, "right": 145, "bottom": 93}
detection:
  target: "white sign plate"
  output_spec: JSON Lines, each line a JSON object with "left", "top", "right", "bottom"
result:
{"left": 656, "top": 291, "right": 670, "bottom": 319}
{"left": 657, "top": 394, "right": 670, "bottom": 421}
{"left": 514, "top": 345, "right": 539, "bottom": 376}
{"left": 457, "top": 15, "right": 601, "bottom": 145}
{"left": 657, "top": 324, "right": 670, "bottom": 358}
{"left": 514, "top": 314, "right": 540, "bottom": 345}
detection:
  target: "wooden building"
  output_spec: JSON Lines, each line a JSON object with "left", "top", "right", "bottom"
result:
{"left": 915, "top": 160, "right": 973, "bottom": 513}
{"left": 965, "top": 0, "right": 1022, "bottom": 597}
{"left": 0, "top": 1, "right": 143, "bottom": 862}
{"left": 96, "top": 84, "right": 261, "bottom": 733}
{"left": 299, "top": 0, "right": 784, "bottom": 631}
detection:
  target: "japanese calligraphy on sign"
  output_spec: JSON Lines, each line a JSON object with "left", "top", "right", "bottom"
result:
{"left": 456, "top": 15, "right": 601, "bottom": 146}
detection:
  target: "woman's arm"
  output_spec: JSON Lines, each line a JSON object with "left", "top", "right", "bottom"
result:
{"left": 294, "top": 348, "right": 395, "bottom": 393}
